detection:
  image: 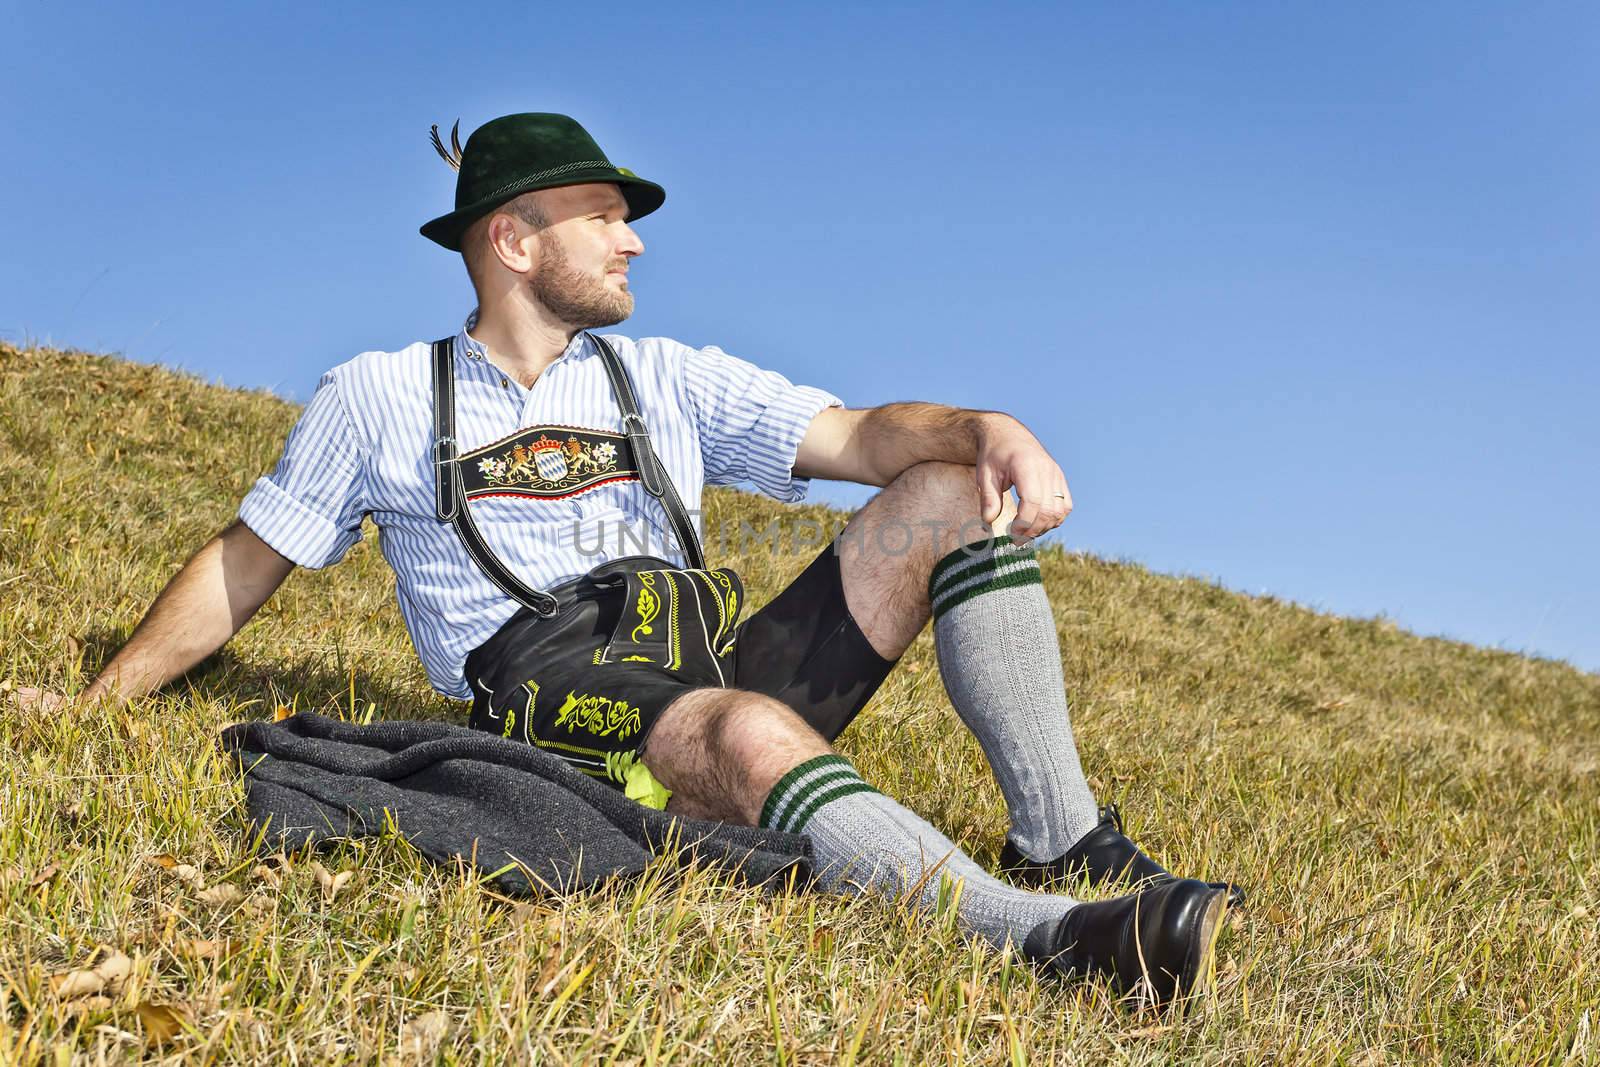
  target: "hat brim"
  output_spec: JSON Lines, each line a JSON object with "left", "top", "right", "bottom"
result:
{"left": 420, "top": 168, "right": 665, "bottom": 252}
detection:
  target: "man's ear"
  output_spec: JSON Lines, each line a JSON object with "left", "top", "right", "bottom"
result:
{"left": 484, "top": 213, "right": 536, "bottom": 275}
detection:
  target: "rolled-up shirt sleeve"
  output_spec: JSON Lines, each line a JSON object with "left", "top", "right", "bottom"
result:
{"left": 238, "top": 370, "right": 369, "bottom": 568}
{"left": 680, "top": 344, "right": 843, "bottom": 503}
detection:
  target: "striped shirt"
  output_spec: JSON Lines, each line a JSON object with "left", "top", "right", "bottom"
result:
{"left": 238, "top": 312, "right": 844, "bottom": 699}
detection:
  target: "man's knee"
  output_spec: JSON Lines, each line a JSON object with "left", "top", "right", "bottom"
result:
{"left": 643, "top": 687, "right": 831, "bottom": 824}
{"left": 887, "top": 460, "right": 1017, "bottom": 541}
{"left": 891, "top": 460, "right": 975, "bottom": 502}
{"left": 654, "top": 686, "right": 821, "bottom": 757}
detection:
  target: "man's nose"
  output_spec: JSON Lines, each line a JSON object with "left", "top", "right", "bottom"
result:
{"left": 618, "top": 222, "right": 644, "bottom": 257}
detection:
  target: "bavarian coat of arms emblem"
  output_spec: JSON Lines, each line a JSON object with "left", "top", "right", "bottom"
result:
{"left": 458, "top": 425, "right": 640, "bottom": 501}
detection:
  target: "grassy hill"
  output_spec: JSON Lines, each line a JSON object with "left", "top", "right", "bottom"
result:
{"left": 2, "top": 341, "right": 1596, "bottom": 1065}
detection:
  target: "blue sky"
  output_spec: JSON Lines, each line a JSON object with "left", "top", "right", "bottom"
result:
{"left": 4, "top": 1, "right": 1596, "bottom": 673}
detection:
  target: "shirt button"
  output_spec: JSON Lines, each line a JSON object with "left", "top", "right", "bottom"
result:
{"left": 500, "top": 377, "right": 510, "bottom": 389}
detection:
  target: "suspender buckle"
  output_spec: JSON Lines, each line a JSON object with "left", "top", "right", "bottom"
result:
{"left": 620, "top": 414, "right": 664, "bottom": 496}
{"left": 433, "top": 436, "right": 461, "bottom": 522}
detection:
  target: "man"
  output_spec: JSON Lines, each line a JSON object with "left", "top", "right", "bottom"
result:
{"left": 30, "top": 114, "right": 1237, "bottom": 1004}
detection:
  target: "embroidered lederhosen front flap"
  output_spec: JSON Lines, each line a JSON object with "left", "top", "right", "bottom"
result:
{"left": 459, "top": 424, "right": 639, "bottom": 502}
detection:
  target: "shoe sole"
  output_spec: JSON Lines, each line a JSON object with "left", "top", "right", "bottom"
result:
{"left": 1177, "top": 887, "right": 1228, "bottom": 1000}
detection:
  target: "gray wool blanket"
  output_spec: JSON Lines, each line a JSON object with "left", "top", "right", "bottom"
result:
{"left": 218, "top": 713, "right": 813, "bottom": 895}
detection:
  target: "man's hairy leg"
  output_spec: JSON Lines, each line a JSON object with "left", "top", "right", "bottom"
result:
{"left": 638, "top": 687, "right": 1078, "bottom": 951}
{"left": 641, "top": 687, "right": 828, "bottom": 824}
{"left": 834, "top": 460, "right": 1102, "bottom": 862}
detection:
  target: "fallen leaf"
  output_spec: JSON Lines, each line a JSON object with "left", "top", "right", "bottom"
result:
{"left": 51, "top": 969, "right": 108, "bottom": 999}
{"left": 399, "top": 1010, "right": 450, "bottom": 1063}
{"left": 196, "top": 884, "right": 244, "bottom": 907}
{"left": 536, "top": 952, "right": 562, "bottom": 996}
{"left": 1265, "top": 904, "right": 1291, "bottom": 925}
{"left": 148, "top": 854, "right": 204, "bottom": 887}
{"left": 61, "top": 994, "right": 116, "bottom": 1017}
{"left": 66, "top": 636, "right": 84, "bottom": 658}
{"left": 250, "top": 864, "right": 281, "bottom": 889}
{"left": 95, "top": 950, "right": 132, "bottom": 985}
{"left": 273, "top": 704, "right": 293, "bottom": 722}
{"left": 311, "top": 861, "right": 354, "bottom": 902}
{"left": 29, "top": 862, "right": 61, "bottom": 888}
{"left": 135, "top": 1001, "right": 191, "bottom": 1045}
{"left": 49, "top": 948, "right": 133, "bottom": 999}
{"left": 178, "top": 938, "right": 236, "bottom": 960}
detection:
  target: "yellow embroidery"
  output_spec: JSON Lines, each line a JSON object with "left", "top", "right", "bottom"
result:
{"left": 622, "top": 654, "right": 654, "bottom": 662}
{"left": 661, "top": 571, "right": 683, "bottom": 671}
{"left": 506, "top": 679, "right": 537, "bottom": 742}
{"left": 604, "top": 750, "right": 672, "bottom": 810}
{"left": 553, "top": 689, "right": 644, "bottom": 740}
{"left": 631, "top": 573, "right": 661, "bottom": 641}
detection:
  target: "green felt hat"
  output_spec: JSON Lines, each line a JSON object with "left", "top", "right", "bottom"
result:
{"left": 420, "top": 113, "right": 665, "bottom": 252}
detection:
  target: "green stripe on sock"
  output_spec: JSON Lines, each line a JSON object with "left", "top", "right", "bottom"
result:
{"left": 760, "top": 754, "right": 850, "bottom": 829}
{"left": 932, "top": 566, "right": 1044, "bottom": 621}
{"left": 929, "top": 541, "right": 1034, "bottom": 604}
{"left": 928, "top": 535, "right": 1014, "bottom": 596}
{"left": 772, "top": 767, "right": 860, "bottom": 832}
{"left": 928, "top": 550, "right": 1036, "bottom": 607}
{"left": 786, "top": 781, "right": 880, "bottom": 833}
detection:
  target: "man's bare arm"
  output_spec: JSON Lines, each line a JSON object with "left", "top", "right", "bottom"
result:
{"left": 78, "top": 520, "right": 296, "bottom": 705}
{"left": 794, "top": 402, "right": 1073, "bottom": 541}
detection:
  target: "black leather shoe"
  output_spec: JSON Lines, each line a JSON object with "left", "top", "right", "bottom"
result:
{"left": 999, "top": 804, "right": 1246, "bottom": 907}
{"left": 1023, "top": 877, "right": 1228, "bottom": 1005}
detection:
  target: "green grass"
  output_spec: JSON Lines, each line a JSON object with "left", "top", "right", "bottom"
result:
{"left": 2, "top": 340, "right": 1597, "bottom": 1065}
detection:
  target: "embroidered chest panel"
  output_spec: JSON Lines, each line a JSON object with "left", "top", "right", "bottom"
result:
{"left": 459, "top": 424, "right": 640, "bottom": 501}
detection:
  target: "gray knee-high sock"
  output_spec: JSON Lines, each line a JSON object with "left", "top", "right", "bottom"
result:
{"left": 930, "top": 534, "right": 1101, "bottom": 861}
{"left": 761, "top": 755, "right": 1076, "bottom": 950}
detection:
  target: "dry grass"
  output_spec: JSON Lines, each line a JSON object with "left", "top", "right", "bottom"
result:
{"left": 2, "top": 341, "right": 1596, "bottom": 1065}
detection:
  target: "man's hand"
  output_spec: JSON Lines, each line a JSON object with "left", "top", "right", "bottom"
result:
{"left": 8, "top": 686, "right": 70, "bottom": 714}
{"left": 975, "top": 414, "right": 1073, "bottom": 544}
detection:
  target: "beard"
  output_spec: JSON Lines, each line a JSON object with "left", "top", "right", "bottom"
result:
{"left": 529, "top": 232, "right": 634, "bottom": 329}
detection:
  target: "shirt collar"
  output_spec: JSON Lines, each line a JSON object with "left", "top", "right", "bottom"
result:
{"left": 458, "top": 308, "right": 595, "bottom": 364}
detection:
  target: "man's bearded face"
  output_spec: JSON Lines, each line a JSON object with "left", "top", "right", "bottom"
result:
{"left": 529, "top": 226, "right": 634, "bottom": 330}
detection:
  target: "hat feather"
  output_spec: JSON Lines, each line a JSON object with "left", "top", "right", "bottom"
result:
{"left": 429, "top": 120, "right": 463, "bottom": 172}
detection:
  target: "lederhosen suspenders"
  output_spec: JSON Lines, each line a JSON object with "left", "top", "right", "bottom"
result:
{"left": 431, "top": 331, "right": 707, "bottom": 617}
